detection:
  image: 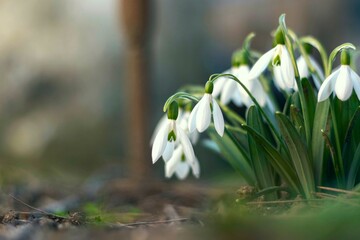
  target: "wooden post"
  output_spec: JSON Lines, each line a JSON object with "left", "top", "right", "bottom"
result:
{"left": 120, "top": 0, "right": 151, "bottom": 182}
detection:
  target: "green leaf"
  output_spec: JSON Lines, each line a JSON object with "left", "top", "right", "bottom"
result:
{"left": 276, "top": 112, "right": 315, "bottom": 199}
{"left": 312, "top": 100, "right": 330, "bottom": 185}
{"left": 247, "top": 106, "right": 276, "bottom": 199}
{"left": 347, "top": 143, "right": 360, "bottom": 189}
{"left": 343, "top": 106, "right": 360, "bottom": 172}
{"left": 208, "top": 127, "right": 256, "bottom": 185}
{"left": 242, "top": 124, "right": 301, "bottom": 194}
{"left": 289, "top": 105, "right": 305, "bottom": 139}
{"left": 301, "top": 77, "right": 317, "bottom": 131}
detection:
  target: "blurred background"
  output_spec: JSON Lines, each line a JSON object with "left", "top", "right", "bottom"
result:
{"left": 0, "top": 0, "right": 358, "bottom": 186}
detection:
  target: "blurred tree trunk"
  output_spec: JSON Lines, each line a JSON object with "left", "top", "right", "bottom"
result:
{"left": 120, "top": 0, "right": 151, "bottom": 182}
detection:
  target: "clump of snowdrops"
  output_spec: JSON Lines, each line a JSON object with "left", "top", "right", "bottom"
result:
{"left": 151, "top": 14, "right": 360, "bottom": 200}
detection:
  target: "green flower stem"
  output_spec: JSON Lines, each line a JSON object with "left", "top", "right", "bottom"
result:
{"left": 279, "top": 14, "right": 312, "bottom": 147}
{"left": 330, "top": 100, "right": 345, "bottom": 187}
{"left": 163, "top": 92, "right": 199, "bottom": 112}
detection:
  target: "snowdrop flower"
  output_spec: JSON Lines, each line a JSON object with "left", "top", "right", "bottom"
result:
{"left": 297, "top": 55, "right": 324, "bottom": 89}
{"left": 152, "top": 102, "right": 196, "bottom": 164}
{"left": 247, "top": 31, "right": 296, "bottom": 91}
{"left": 188, "top": 81, "right": 224, "bottom": 136}
{"left": 318, "top": 62, "right": 360, "bottom": 102}
{"left": 165, "top": 145, "right": 200, "bottom": 180}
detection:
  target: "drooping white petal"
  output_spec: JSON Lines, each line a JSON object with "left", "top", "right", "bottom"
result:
{"left": 212, "top": 98, "right": 224, "bottom": 136}
{"left": 162, "top": 140, "right": 174, "bottom": 161}
{"left": 190, "top": 131, "right": 200, "bottom": 145}
{"left": 188, "top": 101, "right": 200, "bottom": 133}
{"left": 220, "top": 80, "right": 236, "bottom": 105}
{"left": 150, "top": 115, "right": 167, "bottom": 145}
{"left": 249, "top": 79, "right": 267, "bottom": 107}
{"left": 231, "top": 90, "right": 243, "bottom": 107}
{"left": 297, "top": 56, "right": 309, "bottom": 79}
{"left": 248, "top": 47, "right": 276, "bottom": 80}
{"left": 165, "top": 146, "right": 182, "bottom": 178}
{"left": 335, "top": 66, "right": 353, "bottom": 101}
{"left": 175, "top": 162, "right": 190, "bottom": 180}
{"left": 350, "top": 68, "right": 360, "bottom": 100}
{"left": 273, "top": 66, "right": 287, "bottom": 90}
{"left": 196, "top": 94, "right": 211, "bottom": 132}
{"left": 318, "top": 68, "right": 340, "bottom": 102}
{"left": 151, "top": 122, "right": 169, "bottom": 163}
{"left": 310, "top": 57, "right": 325, "bottom": 89}
{"left": 177, "top": 127, "right": 196, "bottom": 164}
{"left": 280, "top": 45, "right": 295, "bottom": 89}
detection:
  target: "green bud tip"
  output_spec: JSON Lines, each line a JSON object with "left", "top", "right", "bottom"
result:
{"left": 341, "top": 50, "right": 351, "bottom": 65}
{"left": 168, "top": 130, "right": 176, "bottom": 142}
{"left": 232, "top": 50, "right": 250, "bottom": 67}
{"left": 205, "top": 81, "right": 214, "bottom": 94}
{"left": 167, "top": 101, "right": 179, "bottom": 120}
{"left": 274, "top": 28, "right": 285, "bottom": 45}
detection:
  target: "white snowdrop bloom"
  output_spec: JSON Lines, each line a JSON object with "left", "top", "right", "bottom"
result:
{"left": 165, "top": 145, "right": 200, "bottom": 180}
{"left": 318, "top": 65, "right": 360, "bottom": 102}
{"left": 297, "top": 55, "right": 324, "bottom": 89}
{"left": 188, "top": 83, "right": 224, "bottom": 136}
{"left": 151, "top": 118, "right": 196, "bottom": 164}
{"left": 248, "top": 44, "right": 296, "bottom": 91}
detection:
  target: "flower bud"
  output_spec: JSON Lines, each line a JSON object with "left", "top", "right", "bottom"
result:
{"left": 232, "top": 50, "right": 250, "bottom": 67}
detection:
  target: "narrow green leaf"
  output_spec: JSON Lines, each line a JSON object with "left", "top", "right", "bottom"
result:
{"left": 247, "top": 106, "right": 276, "bottom": 199}
{"left": 276, "top": 112, "right": 315, "bottom": 199}
{"left": 242, "top": 124, "right": 301, "bottom": 194}
{"left": 301, "top": 77, "right": 317, "bottom": 131}
{"left": 347, "top": 143, "right": 360, "bottom": 189}
{"left": 312, "top": 100, "right": 330, "bottom": 185}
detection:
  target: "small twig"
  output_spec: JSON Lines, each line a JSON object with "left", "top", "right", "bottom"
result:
{"left": 313, "top": 192, "right": 337, "bottom": 199}
{"left": 113, "top": 218, "right": 189, "bottom": 228}
{"left": 8, "top": 194, "right": 67, "bottom": 219}
{"left": 317, "top": 186, "right": 360, "bottom": 196}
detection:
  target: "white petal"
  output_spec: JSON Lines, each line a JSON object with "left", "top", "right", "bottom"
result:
{"left": 220, "top": 80, "right": 236, "bottom": 105}
{"left": 162, "top": 140, "right": 174, "bottom": 161}
{"left": 165, "top": 146, "right": 182, "bottom": 178}
{"left": 273, "top": 66, "right": 287, "bottom": 90}
{"left": 178, "top": 127, "right": 196, "bottom": 164}
{"left": 196, "top": 94, "right": 211, "bottom": 132}
{"left": 297, "top": 56, "right": 309, "bottom": 79}
{"left": 310, "top": 56, "right": 325, "bottom": 89}
{"left": 151, "top": 122, "right": 169, "bottom": 163}
{"left": 179, "top": 111, "right": 190, "bottom": 131}
{"left": 150, "top": 115, "right": 167, "bottom": 145}
{"left": 280, "top": 46, "right": 295, "bottom": 89}
{"left": 335, "top": 66, "right": 353, "bottom": 101}
{"left": 175, "top": 162, "right": 190, "bottom": 180}
{"left": 249, "top": 79, "right": 267, "bottom": 107}
{"left": 212, "top": 98, "right": 225, "bottom": 136}
{"left": 232, "top": 90, "right": 243, "bottom": 106}
{"left": 188, "top": 101, "right": 200, "bottom": 133}
{"left": 350, "top": 69, "right": 360, "bottom": 100}
{"left": 247, "top": 47, "right": 276, "bottom": 80}
{"left": 318, "top": 68, "right": 340, "bottom": 102}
